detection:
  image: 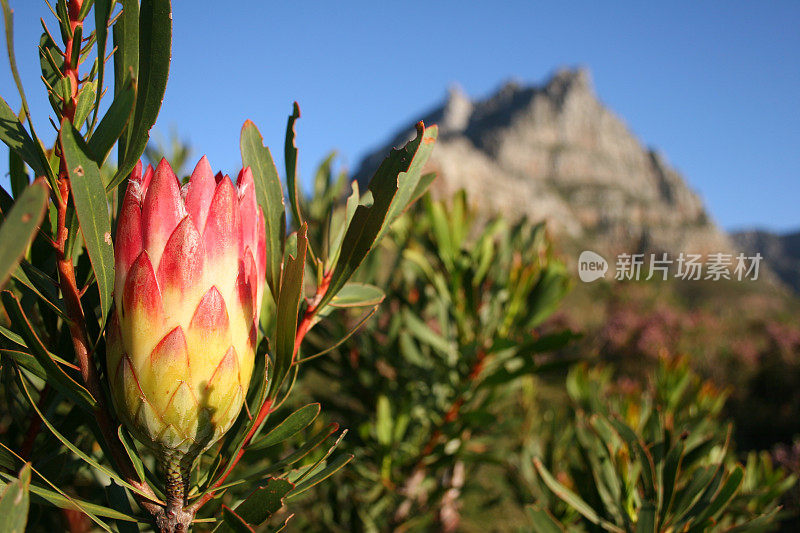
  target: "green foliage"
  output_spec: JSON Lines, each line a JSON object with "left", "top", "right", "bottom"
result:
{"left": 0, "top": 2, "right": 436, "bottom": 531}
{"left": 515, "top": 359, "right": 795, "bottom": 532}
{"left": 288, "top": 188, "right": 573, "bottom": 530}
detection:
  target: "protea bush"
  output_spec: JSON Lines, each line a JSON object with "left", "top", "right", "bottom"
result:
{"left": 0, "top": 1, "right": 436, "bottom": 530}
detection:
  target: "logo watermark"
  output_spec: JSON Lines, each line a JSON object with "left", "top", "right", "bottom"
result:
{"left": 577, "top": 251, "right": 763, "bottom": 282}
{"left": 578, "top": 250, "right": 609, "bottom": 282}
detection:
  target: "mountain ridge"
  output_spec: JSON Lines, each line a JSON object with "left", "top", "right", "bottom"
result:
{"left": 355, "top": 67, "right": 733, "bottom": 259}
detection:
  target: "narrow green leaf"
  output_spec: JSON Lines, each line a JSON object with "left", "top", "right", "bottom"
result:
{"left": 375, "top": 123, "right": 438, "bottom": 242}
{"left": 1, "top": 291, "right": 96, "bottom": 410}
{"left": 0, "top": 97, "right": 47, "bottom": 179}
{"left": 0, "top": 349, "right": 46, "bottom": 380}
{"left": 687, "top": 466, "right": 744, "bottom": 532}
{"left": 1, "top": 1, "right": 58, "bottom": 196}
{"left": 60, "top": 121, "right": 115, "bottom": 324}
{"left": 375, "top": 395, "right": 392, "bottom": 446}
{"left": 13, "top": 261, "right": 68, "bottom": 320}
{"left": 284, "top": 102, "right": 303, "bottom": 229}
{"left": 534, "top": 458, "right": 623, "bottom": 533}
{"left": 329, "top": 282, "right": 385, "bottom": 308}
{"left": 636, "top": 502, "right": 657, "bottom": 533}
{"left": 8, "top": 145, "right": 28, "bottom": 199}
{"left": 90, "top": 75, "right": 136, "bottom": 165}
{"left": 0, "top": 448, "right": 116, "bottom": 531}
{"left": 658, "top": 439, "right": 684, "bottom": 525}
{"left": 0, "top": 179, "right": 48, "bottom": 289}
{"left": 318, "top": 122, "right": 436, "bottom": 310}
{"left": 607, "top": 416, "right": 657, "bottom": 501}
{"left": 219, "top": 506, "right": 255, "bottom": 533}
{"left": 527, "top": 505, "right": 565, "bottom": 533}
{"left": 73, "top": 80, "right": 96, "bottom": 130}
{"left": 272, "top": 224, "right": 307, "bottom": 396}
{"left": 233, "top": 478, "right": 294, "bottom": 528}
{"left": 295, "top": 304, "right": 378, "bottom": 364}
{"left": 285, "top": 454, "right": 353, "bottom": 498}
{"left": 91, "top": 0, "right": 113, "bottom": 129}
{"left": 240, "top": 120, "right": 286, "bottom": 299}
{"left": 0, "top": 463, "right": 30, "bottom": 533}
{"left": 250, "top": 403, "right": 321, "bottom": 451}
{"left": 103, "top": 480, "right": 142, "bottom": 533}
{"left": 117, "top": 426, "right": 145, "bottom": 483}
{"left": 14, "top": 373, "right": 154, "bottom": 503}
{"left": 110, "top": 0, "right": 171, "bottom": 191}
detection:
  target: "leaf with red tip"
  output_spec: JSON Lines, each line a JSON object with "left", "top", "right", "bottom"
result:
{"left": 141, "top": 159, "right": 184, "bottom": 270}
{"left": 156, "top": 216, "right": 204, "bottom": 296}
{"left": 185, "top": 156, "right": 216, "bottom": 233}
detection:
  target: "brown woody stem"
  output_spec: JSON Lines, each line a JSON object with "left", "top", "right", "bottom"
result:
{"left": 51, "top": 0, "right": 165, "bottom": 528}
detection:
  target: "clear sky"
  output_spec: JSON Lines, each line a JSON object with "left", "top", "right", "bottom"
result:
{"left": 2, "top": 1, "right": 799, "bottom": 232}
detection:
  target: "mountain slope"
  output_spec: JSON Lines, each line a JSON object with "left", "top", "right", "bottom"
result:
{"left": 356, "top": 68, "right": 732, "bottom": 258}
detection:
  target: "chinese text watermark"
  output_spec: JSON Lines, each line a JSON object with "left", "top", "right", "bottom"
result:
{"left": 578, "top": 251, "right": 762, "bottom": 283}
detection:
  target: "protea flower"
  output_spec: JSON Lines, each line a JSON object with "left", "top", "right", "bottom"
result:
{"left": 107, "top": 157, "right": 266, "bottom": 460}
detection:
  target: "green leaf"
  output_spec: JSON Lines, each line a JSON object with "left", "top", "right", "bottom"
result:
{"left": 60, "top": 122, "right": 115, "bottom": 324}
{"left": 0, "top": 97, "right": 47, "bottom": 179}
{"left": 1, "top": 0, "right": 57, "bottom": 197}
{"left": 117, "top": 426, "right": 145, "bottom": 483}
{"left": 0, "top": 463, "right": 30, "bottom": 533}
{"left": 285, "top": 454, "right": 353, "bottom": 498}
{"left": 329, "top": 282, "right": 385, "bottom": 308}
{"left": 658, "top": 439, "right": 684, "bottom": 526}
{"left": 1, "top": 291, "right": 96, "bottom": 410}
{"left": 89, "top": 75, "right": 136, "bottom": 165}
{"left": 526, "top": 262, "right": 570, "bottom": 328}
{"left": 284, "top": 102, "right": 303, "bottom": 230}
{"left": 636, "top": 502, "right": 656, "bottom": 533}
{"left": 219, "top": 506, "right": 255, "bottom": 533}
{"left": 375, "top": 395, "right": 392, "bottom": 446}
{"left": 318, "top": 122, "right": 436, "bottom": 310}
{"left": 104, "top": 480, "right": 141, "bottom": 533}
{"left": 8, "top": 134, "right": 28, "bottom": 199}
{"left": 240, "top": 120, "right": 286, "bottom": 300}
{"left": 250, "top": 403, "right": 321, "bottom": 451}
{"left": 687, "top": 466, "right": 743, "bottom": 532}
{"left": 109, "top": 0, "right": 171, "bottom": 191}
{"left": 13, "top": 260, "right": 68, "bottom": 320}
{"left": 533, "top": 458, "right": 623, "bottom": 533}
{"left": 272, "top": 224, "right": 307, "bottom": 396}
{"left": 402, "top": 308, "right": 455, "bottom": 359}
{"left": 91, "top": 0, "right": 113, "bottom": 129}
{"left": 607, "top": 415, "right": 657, "bottom": 501}
{"left": 14, "top": 372, "right": 153, "bottom": 503}
{"left": 375, "top": 123, "right": 438, "bottom": 243}
{"left": 231, "top": 478, "right": 294, "bottom": 528}
{"left": 73, "top": 81, "right": 96, "bottom": 131}
{"left": 527, "top": 505, "right": 565, "bottom": 533}
{"left": 0, "top": 179, "right": 48, "bottom": 289}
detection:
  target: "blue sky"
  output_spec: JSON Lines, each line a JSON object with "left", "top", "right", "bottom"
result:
{"left": 2, "top": 1, "right": 799, "bottom": 232}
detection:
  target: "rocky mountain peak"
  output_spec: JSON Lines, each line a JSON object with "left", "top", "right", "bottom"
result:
{"left": 356, "top": 68, "right": 732, "bottom": 257}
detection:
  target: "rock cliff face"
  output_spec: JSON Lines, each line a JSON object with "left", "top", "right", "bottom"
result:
{"left": 733, "top": 230, "right": 800, "bottom": 292}
{"left": 356, "top": 68, "right": 732, "bottom": 257}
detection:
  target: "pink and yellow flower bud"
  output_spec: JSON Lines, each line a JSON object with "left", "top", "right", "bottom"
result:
{"left": 107, "top": 157, "right": 266, "bottom": 457}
